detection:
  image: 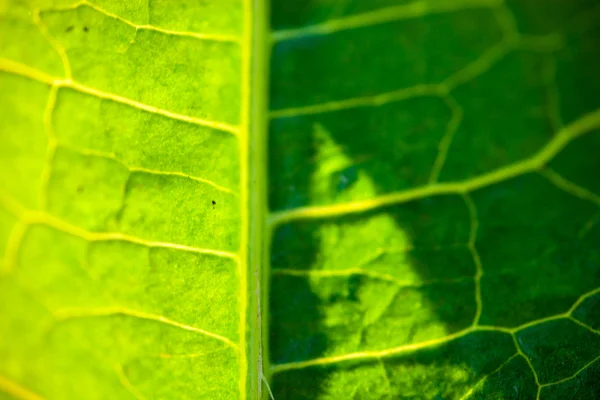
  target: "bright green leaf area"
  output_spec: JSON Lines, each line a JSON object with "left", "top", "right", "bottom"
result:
{"left": 0, "top": 0, "right": 249, "bottom": 399}
{"left": 1, "top": 0, "right": 600, "bottom": 399}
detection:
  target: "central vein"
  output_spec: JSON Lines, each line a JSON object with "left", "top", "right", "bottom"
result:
{"left": 243, "top": 0, "right": 271, "bottom": 399}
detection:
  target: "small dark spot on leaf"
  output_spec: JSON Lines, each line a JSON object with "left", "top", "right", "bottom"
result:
{"left": 212, "top": 200, "right": 216, "bottom": 209}
{"left": 76, "top": 185, "right": 84, "bottom": 194}
{"left": 83, "top": 26, "right": 89, "bottom": 32}
{"left": 65, "top": 25, "right": 74, "bottom": 32}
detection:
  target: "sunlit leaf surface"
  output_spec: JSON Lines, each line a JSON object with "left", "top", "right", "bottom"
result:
{"left": 1, "top": 0, "right": 253, "bottom": 399}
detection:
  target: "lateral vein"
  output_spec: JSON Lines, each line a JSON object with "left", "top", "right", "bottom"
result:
{"left": 23, "top": 211, "right": 239, "bottom": 260}
{"left": 269, "top": 108, "right": 600, "bottom": 226}
{"left": 53, "top": 307, "right": 238, "bottom": 348}
{"left": 58, "top": 144, "right": 239, "bottom": 196}
{"left": 0, "top": 58, "right": 240, "bottom": 135}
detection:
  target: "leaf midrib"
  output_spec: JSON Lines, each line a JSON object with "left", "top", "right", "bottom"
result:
{"left": 245, "top": 0, "right": 271, "bottom": 398}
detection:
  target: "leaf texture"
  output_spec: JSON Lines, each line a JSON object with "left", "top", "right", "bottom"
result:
{"left": 1, "top": 0, "right": 600, "bottom": 399}
{"left": 267, "top": 0, "right": 600, "bottom": 398}
{"left": 0, "top": 0, "right": 256, "bottom": 399}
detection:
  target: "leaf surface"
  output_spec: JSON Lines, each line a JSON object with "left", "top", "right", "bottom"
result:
{"left": 267, "top": 0, "right": 600, "bottom": 398}
{"left": 0, "top": 0, "right": 256, "bottom": 399}
{"left": 1, "top": 0, "right": 600, "bottom": 399}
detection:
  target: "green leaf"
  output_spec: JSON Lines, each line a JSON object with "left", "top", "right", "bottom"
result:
{"left": 0, "top": 0, "right": 257, "bottom": 399}
{"left": 1, "top": 0, "right": 600, "bottom": 399}
{"left": 267, "top": 0, "right": 600, "bottom": 398}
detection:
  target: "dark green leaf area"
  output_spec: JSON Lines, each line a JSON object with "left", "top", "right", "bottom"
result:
{"left": 506, "top": 0, "right": 597, "bottom": 35}
{"left": 516, "top": 319, "right": 600, "bottom": 384}
{"left": 271, "top": 0, "right": 416, "bottom": 30}
{"left": 473, "top": 173, "right": 600, "bottom": 327}
{"left": 540, "top": 359, "right": 600, "bottom": 400}
{"left": 472, "top": 355, "right": 537, "bottom": 400}
{"left": 555, "top": 14, "right": 600, "bottom": 126}
{"left": 438, "top": 51, "right": 555, "bottom": 182}
{"left": 270, "top": 8, "right": 502, "bottom": 109}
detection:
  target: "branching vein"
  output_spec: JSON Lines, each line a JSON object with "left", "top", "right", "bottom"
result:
{"left": 39, "top": 85, "right": 59, "bottom": 211}
{"left": 540, "top": 354, "right": 600, "bottom": 388}
{"left": 114, "top": 364, "right": 146, "bottom": 400}
{"left": 462, "top": 193, "right": 484, "bottom": 326}
{"left": 271, "top": 284, "right": 600, "bottom": 374}
{"left": 458, "top": 353, "right": 520, "bottom": 400}
{"left": 0, "top": 58, "right": 240, "bottom": 135}
{"left": 539, "top": 168, "right": 600, "bottom": 206}
{"left": 269, "top": 108, "right": 600, "bottom": 226}
{"left": 58, "top": 144, "right": 238, "bottom": 195}
{"left": 32, "top": 8, "right": 72, "bottom": 78}
{"left": 512, "top": 335, "right": 542, "bottom": 398}
{"left": 428, "top": 94, "right": 463, "bottom": 183}
{"left": 269, "top": 31, "right": 562, "bottom": 120}
{"left": 53, "top": 307, "right": 238, "bottom": 348}
{"left": 21, "top": 210, "right": 239, "bottom": 260}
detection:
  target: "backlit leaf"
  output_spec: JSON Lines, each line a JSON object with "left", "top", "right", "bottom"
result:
{"left": 1, "top": 0, "right": 600, "bottom": 399}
